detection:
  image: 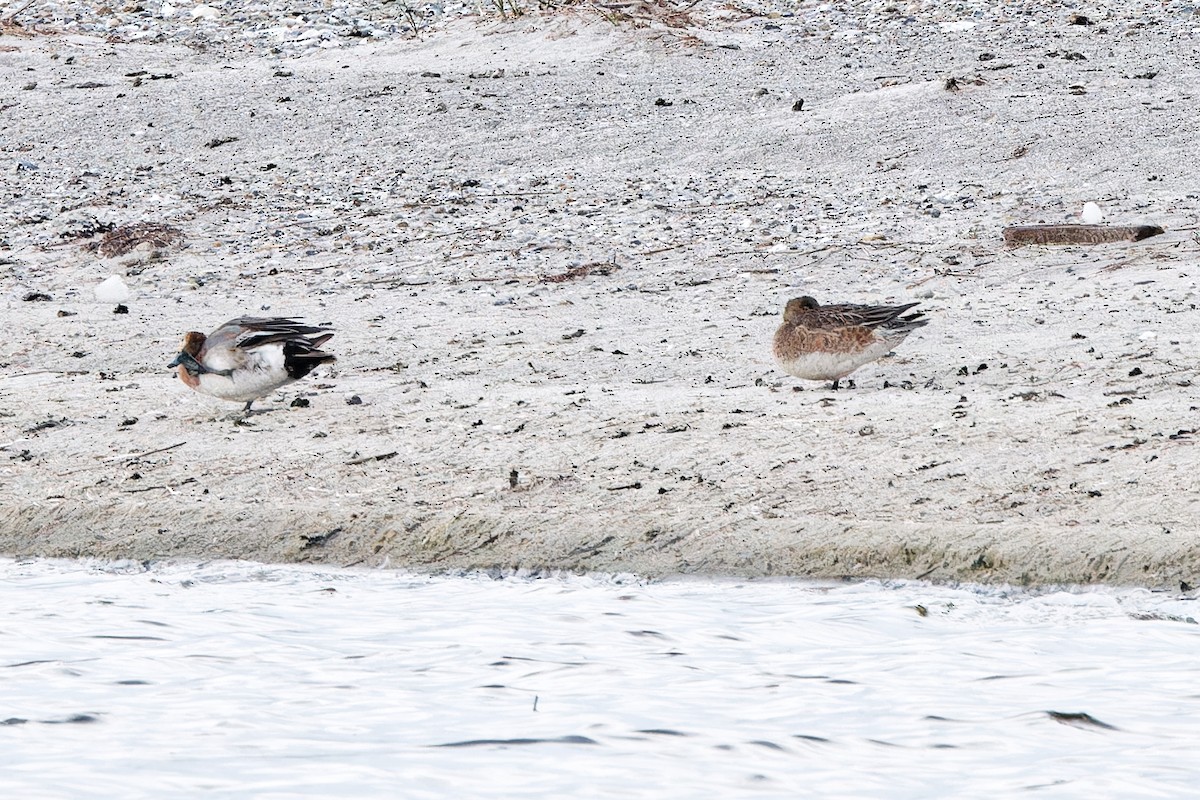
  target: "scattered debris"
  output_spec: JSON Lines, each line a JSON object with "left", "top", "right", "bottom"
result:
{"left": 541, "top": 261, "right": 620, "bottom": 283}
{"left": 1128, "top": 610, "right": 1197, "bottom": 624}
{"left": 299, "top": 528, "right": 342, "bottom": 549}
{"left": 92, "top": 222, "right": 185, "bottom": 258}
{"left": 107, "top": 442, "right": 186, "bottom": 463}
{"left": 944, "top": 75, "right": 984, "bottom": 91}
{"left": 24, "top": 418, "right": 71, "bottom": 434}
{"left": 345, "top": 451, "right": 397, "bottom": 465}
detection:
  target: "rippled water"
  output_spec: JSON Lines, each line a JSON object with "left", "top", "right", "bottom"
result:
{"left": 1, "top": 559, "right": 1197, "bottom": 798}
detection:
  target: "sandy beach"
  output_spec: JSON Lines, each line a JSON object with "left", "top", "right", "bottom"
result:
{"left": 1, "top": 1, "right": 1198, "bottom": 586}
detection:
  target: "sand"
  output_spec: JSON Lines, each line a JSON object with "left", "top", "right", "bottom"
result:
{"left": 1, "top": 3, "right": 1198, "bottom": 587}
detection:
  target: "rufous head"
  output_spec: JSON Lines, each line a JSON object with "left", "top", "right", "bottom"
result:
{"left": 167, "top": 331, "right": 207, "bottom": 383}
{"left": 179, "top": 331, "right": 205, "bottom": 356}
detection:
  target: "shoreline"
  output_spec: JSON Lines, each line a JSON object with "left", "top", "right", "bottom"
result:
{"left": 3, "top": 502, "right": 1196, "bottom": 589}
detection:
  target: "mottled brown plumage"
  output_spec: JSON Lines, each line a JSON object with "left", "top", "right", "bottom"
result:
{"left": 773, "top": 296, "right": 927, "bottom": 389}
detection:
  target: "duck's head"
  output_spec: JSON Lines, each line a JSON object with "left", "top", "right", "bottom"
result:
{"left": 167, "top": 331, "right": 206, "bottom": 375}
{"left": 783, "top": 296, "right": 820, "bottom": 321}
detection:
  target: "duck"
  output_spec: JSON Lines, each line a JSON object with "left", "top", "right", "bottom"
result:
{"left": 773, "top": 296, "right": 927, "bottom": 389}
{"left": 168, "top": 317, "right": 335, "bottom": 413}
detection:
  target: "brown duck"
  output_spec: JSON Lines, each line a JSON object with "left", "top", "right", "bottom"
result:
{"left": 773, "top": 296, "right": 927, "bottom": 389}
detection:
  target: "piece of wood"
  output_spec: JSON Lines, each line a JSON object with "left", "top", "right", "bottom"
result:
{"left": 345, "top": 451, "right": 397, "bottom": 466}
{"left": 105, "top": 441, "right": 186, "bottom": 463}
{"left": 1003, "top": 224, "right": 1164, "bottom": 246}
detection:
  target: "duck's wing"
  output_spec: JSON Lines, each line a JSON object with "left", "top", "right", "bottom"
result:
{"left": 804, "top": 302, "right": 922, "bottom": 330}
{"left": 214, "top": 317, "right": 334, "bottom": 350}
{"left": 281, "top": 333, "right": 336, "bottom": 378}
{"left": 881, "top": 309, "right": 929, "bottom": 333}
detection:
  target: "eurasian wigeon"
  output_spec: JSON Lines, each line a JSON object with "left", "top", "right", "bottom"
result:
{"left": 168, "top": 317, "right": 335, "bottom": 413}
{"left": 773, "top": 296, "right": 928, "bottom": 389}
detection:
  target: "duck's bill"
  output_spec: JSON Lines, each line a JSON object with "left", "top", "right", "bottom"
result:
{"left": 168, "top": 351, "right": 202, "bottom": 372}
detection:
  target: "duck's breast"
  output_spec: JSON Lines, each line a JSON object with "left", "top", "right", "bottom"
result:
{"left": 774, "top": 325, "right": 890, "bottom": 379}
{"left": 195, "top": 343, "right": 292, "bottom": 401}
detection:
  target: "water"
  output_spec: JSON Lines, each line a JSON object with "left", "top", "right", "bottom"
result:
{"left": 1, "top": 559, "right": 1197, "bottom": 799}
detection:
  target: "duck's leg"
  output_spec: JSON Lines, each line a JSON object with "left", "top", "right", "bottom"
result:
{"left": 847, "top": 379, "right": 856, "bottom": 390}
{"left": 831, "top": 379, "right": 840, "bottom": 391}
{"left": 242, "top": 399, "right": 255, "bottom": 415}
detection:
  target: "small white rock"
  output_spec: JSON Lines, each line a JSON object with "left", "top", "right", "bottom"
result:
{"left": 191, "top": 4, "right": 220, "bottom": 20}
{"left": 95, "top": 274, "right": 131, "bottom": 303}
{"left": 1081, "top": 202, "right": 1104, "bottom": 224}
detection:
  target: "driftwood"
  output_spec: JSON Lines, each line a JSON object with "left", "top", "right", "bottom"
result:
{"left": 1003, "top": 224, "right": 1164, "bottom": 247}
{"left": 540, "top": 261, "right": 620, "bottom": 283}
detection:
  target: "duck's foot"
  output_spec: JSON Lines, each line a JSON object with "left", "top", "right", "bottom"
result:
{"left": 241, "top": 400, "right": 270, "bottom": 416}
{"left": 831, "top": 379, "right": 840, "bottom": 391}
{"left": 228, "top": 401, "right": 264, "bottom": 423}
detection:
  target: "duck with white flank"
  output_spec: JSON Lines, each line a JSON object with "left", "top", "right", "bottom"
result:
{"left": 773, "top": 296, "right": 927, "bottom": 390}
{"left": 169, "top": 317, "right": 335, "bottom": 413}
